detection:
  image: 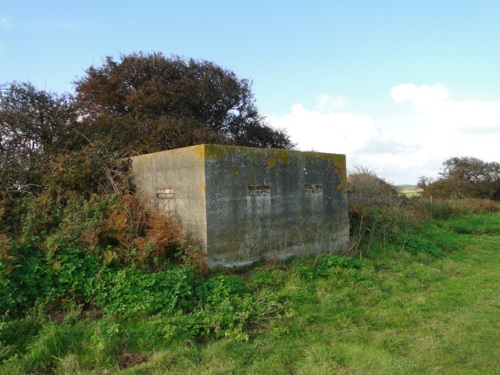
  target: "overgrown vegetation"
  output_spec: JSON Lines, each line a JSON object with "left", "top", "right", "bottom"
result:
{"left": 1, "top": 53, "right": 499, "bottom": 373}
{"left": 1, "top": 190, "right": 499, "bottom": 373}
{"left": 347, "top": 164, "right": 399, "bottom": 206}
{"left": 418, "top": 156, "right": 500, "bottom": 200}
{"left": 1, "top": 53, "right": 293, "bottom": 197}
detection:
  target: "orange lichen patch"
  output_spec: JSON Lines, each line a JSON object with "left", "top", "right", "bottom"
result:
{"left": 337, "top": 168, "right": 347, "bottom": 194}
{"left": 204, "top": 144, "right": 253, "bottom": 160}
{"left": 331, "top": 154, "right": 346, "bottom": 168}
{"left": 199, "top": 185, "right": 205, "bottom": 194}
{"left": 268, "top": 156, "right": 276, "bottom": 168}
{"left": 334, "top": 168, "right": 339, "bottom": 174}
{"left": 190, "top": 144, "right": 205, "bottom": 159}
{"left": 277, "top": 151, "right": 288, "bottom": 164}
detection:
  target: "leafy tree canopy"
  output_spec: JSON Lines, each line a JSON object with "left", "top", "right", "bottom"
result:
{"left": 418, "top": 157, "right": 500, "bottom": 200}
{"left": 1, "top": 52, "right": 293, "bottom": 197}
{"left": 74, "top": 52, "right": 293, "bottom": 153}
{"left": 0, "top": 82, "right": 76, "bottom": 193}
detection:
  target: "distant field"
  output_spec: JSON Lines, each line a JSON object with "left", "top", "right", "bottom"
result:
{"left": 397, "top": 184, "right": 423, "bottom": 197}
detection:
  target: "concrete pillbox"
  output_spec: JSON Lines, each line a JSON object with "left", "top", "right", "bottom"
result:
{"left": 130, "top": 144, "right": 349, "bottom": 267}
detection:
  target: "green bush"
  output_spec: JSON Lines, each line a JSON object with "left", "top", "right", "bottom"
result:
{"left": 398, "top": 235, "right": 444, "bottom": 258}
{"left": 93, "top": 270, "right": 281, "bottom": 341}
{"left": 0, "top": 237, "right": 50, "bottom": 315}
{"left": 45, "top": 246, "right": 101, "bottom": 307}
{"left": 94, "top": 267, "right": 195, "bottom": 317}
{"left": 423, "top": 202, "right": 455, "bottom": 220}
{"left": 0, "top": 237, "right": 102, "bottom": 316}
{"left": 160, "top": 274, "right": 282, "bottom": 342}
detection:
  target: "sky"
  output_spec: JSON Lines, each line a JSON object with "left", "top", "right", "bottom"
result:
{"left": 1, "top": 0, "right": 499, "bottom": 184}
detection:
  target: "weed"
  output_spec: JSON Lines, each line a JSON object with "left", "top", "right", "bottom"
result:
{"left": 94, "top": 267, "right": 196, "bottom": 317}
{"left": 1, "top": 198, "right": 499, "bottom": 373}
{"left": 398, "top": 235, "right": 444, "bottom": 258}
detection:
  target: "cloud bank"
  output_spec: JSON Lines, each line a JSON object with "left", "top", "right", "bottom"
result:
{"left": 391, "top": 83, "right": 500, "bottom": 132}
{"left": 270, "top": 102, "right": 379, "bottom": 154}
{"left": 269, "top": 86, "right": 500, "bottom": 184}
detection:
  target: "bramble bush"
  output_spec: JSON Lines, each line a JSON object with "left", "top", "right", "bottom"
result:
{"left": 0, "top": 231, "right": 285, "bottom": 343}
{"left": 0, "top": 236, "right": 101, "bottom": 315}
{"left": 0, "top": 236, "right": 49, "bottom": 315}
{"left": 94, "top": 267, "right": 196, "bottom": 317}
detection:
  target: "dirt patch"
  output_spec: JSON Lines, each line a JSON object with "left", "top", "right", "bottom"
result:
{"left": 48, "top": 304, "right": 102, "bottom": 324}
{"left": 118, "top": 348, "right": 149, "bottom": 369}
{"left": 81, "top": 304, "right": 103, "bottom": 320}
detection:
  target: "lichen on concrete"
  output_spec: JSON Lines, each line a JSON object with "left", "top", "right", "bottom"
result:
{"left": 131, "top": 144, "right": 349, "bottom": 267}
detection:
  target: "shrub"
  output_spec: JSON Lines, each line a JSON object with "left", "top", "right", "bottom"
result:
{"left": 94, "top": 267, "right": 195, "bottom": 317}
{"left": 45, "top": 246, "right": 101, "bottom": 308}
{"left": 348, "top": 165, "right": 399, "bottom": 206}
{"left": 29, "top": 193, "right": 184, "bottom": 269}
{"left": 0, "top": 237, "right": 102, "bottom": 316}
{"left": 0, "top": 237, "right": 50, "bottom": 315}
{"left": 419, "top": 157, "right": 500, "bottom": 201}
{"left": 398, "top": 235, "right": 444, "bottom": 258}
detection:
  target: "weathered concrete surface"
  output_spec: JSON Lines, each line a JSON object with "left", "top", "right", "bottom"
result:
{"left": 131, "top": 144, "right": 349, "bottom": 267}
{"left": 130, "top": 146, "right": 207, "bottom": 246}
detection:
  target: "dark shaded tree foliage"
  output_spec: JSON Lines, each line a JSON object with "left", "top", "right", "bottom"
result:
{"left": 74, "top": 52, "right": 293, "bottom": 153}
{"left": 418, "top": 157, "right": 500, "bottom": 200}
{"left": 1, "top": 52, "right": 292, "bottom": 198}
{"left": 1, "top": 53, "right": 293, "bottom": 241}
{"left": 0, "top": 82, "right": 76, "bottom": 194}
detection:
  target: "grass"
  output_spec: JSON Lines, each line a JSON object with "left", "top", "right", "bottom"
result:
{"left": 396, "top": 184, "right": 423, "bottom": 197}
{"left": 1, "top": 211, "right": 499, "bottom": 374}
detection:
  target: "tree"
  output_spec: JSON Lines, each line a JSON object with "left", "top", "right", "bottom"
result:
{"left": 420, "top": 157, "right": 500, "bottom": 200}
{"left": 0, "top": 82, "right": 76, "bottom": 193}
{"left": 74, "top": 52, "right": 293, "bottom": 153}
{"left": 347, "top": 165, "right": 398, "bottom": 205}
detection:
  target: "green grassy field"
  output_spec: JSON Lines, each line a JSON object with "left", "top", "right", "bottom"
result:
{"left": 397, "top": 184, "right": 423, "bottom": 197}
{"left": 1, "top": 211, "right": 499, "bottom": 374}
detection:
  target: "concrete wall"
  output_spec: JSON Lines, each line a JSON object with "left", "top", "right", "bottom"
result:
{"left": 130, "top": 144, "right": 349, "bottom": 267}
{"left": 130, "top": 145, "right": 208, "bottom": 248}
{"left": 203, "top": 145, "right": 348, "bottom": 267}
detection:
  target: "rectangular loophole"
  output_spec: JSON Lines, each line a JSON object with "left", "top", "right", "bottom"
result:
{"left": 156, "top": 188, "right": 174, "bottom": 199}
{"left": 304, "top": 184, "right": 323, "bottom": 195}
{"left": 248, "top": 185, "right": 271, "bottom": 197}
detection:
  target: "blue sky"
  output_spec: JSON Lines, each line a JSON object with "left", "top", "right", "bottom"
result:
{"left": 1, "top": 0, "right": 499, "bottom": 184}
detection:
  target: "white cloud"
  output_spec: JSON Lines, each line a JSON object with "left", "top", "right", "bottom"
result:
{"left": 315, "top": 94, "right": 349, "bottom": 112}
{"left": 269, "top": 102, "right": 379, "bottom": 154}
{"left": 269, "top": 97, "right": 416, "bottom": 158}
{"left": 268, "top": 98, "right": 418, "bottom": 184}
{"left": 391, "top": 83, "right": 500, "bottom": 131}
{"left": 268, "top": 85, "right": 500, "bottom": 185}
{"left": 391, "top": 83, "right": 449, "bottom": 110}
